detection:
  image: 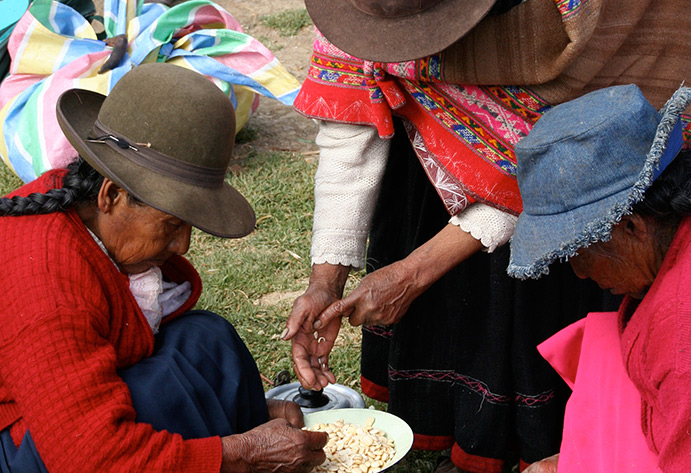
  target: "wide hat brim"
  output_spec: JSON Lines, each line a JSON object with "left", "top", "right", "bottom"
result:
{"left": 305, "top": 0, "right": 496, "bottom": 62}
{"left": 507, "top": 85, "right": 691, "bottom": 280}
{"left": 57, "top": 89, "right": 255, "bottom": 239}
{"left": 508, "top": 189, "right": 635, "bottom": 280}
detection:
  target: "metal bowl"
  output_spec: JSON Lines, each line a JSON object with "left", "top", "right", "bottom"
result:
{"left": 265, "top": 381, "right": 366, "bottom": 414}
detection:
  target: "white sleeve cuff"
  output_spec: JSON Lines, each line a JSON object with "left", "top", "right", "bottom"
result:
{"left": 310, "top": 121, "right": 390, "bottom": 269}
{"left": 449, "top": 203, "right": 518, "bottom": 253}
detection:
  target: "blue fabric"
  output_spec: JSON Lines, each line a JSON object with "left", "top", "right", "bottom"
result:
{"left": 0, "top": 310, "right": 268, "bottom": 472}
{"left": 654, "top": 119, "right": 683, "bottom": 180}
{"left": 508, "top": 84, "right": 691, "bottom": 280}
{"left": 0, "top": 0, "right": 30, "bottom": 32}
{"left": 0, "top": 431, "right": 47, "bottom": 473}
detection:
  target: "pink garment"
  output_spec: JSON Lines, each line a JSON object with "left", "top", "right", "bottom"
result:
{"left": 619, "top": 217, "right": 691, "bottom": 473}
{"left": 538, "top": 312, "right": 661, "bottom": 473}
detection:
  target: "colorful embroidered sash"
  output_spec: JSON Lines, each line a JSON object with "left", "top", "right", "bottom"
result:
{"left": 294, "top": 31, "right": 548, "bottom": 215}
{"left": 294, "top": 28, "right": 691, "bottom": 216}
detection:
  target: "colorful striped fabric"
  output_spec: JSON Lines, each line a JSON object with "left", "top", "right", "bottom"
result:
{"left": 0, "top": 0, "right": 302, "bottom": 183}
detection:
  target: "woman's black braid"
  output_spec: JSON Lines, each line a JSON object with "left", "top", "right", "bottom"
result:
{"left": 0, "top": 157, "right": 104, "bottom": 217}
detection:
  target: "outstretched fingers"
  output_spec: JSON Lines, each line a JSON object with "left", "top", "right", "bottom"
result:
{"left": 315, "top": 297, "right": 356, "bottom": 330}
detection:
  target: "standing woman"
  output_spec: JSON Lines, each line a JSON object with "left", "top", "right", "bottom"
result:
{"left": 0, "top": 63, "right": 326, "bottom": 473}
{"left": 278, "top": 0, "right": 683, "bottom": 471}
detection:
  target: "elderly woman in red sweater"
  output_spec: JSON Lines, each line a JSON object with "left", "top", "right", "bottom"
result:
{"left": 0, "top": 63, "right": 327, "bottom": 473}
{"left": 507, "top": 84, "right": 691, "bottom": 473}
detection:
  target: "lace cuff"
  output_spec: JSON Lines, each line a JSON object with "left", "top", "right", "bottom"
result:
{"left": 311, "top": 228, "right": 370, "bottom": 269}
{"left": 450, "top": 203, "right": 518, "bottom": 253}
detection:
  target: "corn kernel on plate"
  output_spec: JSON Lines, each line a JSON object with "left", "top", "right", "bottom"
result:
{"left": 303, "top": 408, "right": 413, "bottom": 472}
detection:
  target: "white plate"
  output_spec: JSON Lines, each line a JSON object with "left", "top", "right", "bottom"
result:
{"left": 303, "top": 408, "right": 413, "bottom": 470}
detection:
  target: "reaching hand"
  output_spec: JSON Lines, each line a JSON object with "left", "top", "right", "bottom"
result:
{"left": 317, "top": 260, "right": 422, "bottom": 328}
{"left": 315, "top": 224, "right": 486, "bottom": 330}
{"left": 221, "top": 418, "right": 328, "bottom": 473}
{"left": 523, "top": 454, "right": 559, "bottom": 473}
{"left": 291, "top": 309, "right": 341, "bottom": 391}
{"left": 283, "top": 264, "right": 350, "bottom": 390}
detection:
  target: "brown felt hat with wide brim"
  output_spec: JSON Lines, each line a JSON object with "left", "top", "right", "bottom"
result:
{"left": 56, "top": 63, "right": 255, "bottom": 239}
{"left": 305, "top": 0, "right": 497, "bottom": 62}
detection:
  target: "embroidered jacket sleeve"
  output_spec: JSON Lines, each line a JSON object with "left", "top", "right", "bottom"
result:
{"left": 0, "top": 196, "right": 220, "bottom": 472}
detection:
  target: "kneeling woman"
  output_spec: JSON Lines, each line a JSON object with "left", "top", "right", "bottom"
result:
{"left": 0, "top": 63, "right": 326, "bottom": 473}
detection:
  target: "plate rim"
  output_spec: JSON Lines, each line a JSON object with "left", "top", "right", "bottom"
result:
{"left": 303, "top": 408, "right": 414, "bottom": 469}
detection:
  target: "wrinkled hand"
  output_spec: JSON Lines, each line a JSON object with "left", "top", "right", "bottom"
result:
{"left": 523, "top": 454, "right": 559, "bottom": 473}
{"left": 221, "top": 418, "right": 328, "bottom": 473}
{"left": 286, "top": 283, "right": 341, "bottom": 390}
{"left": 283, "top": 264, "right": 349, "bottom": 391}
{"left": 266, "top": 399, "right": 304, "bottom": 428}
{"left": 317, "top": 260, "right": 422, "bottom": 328}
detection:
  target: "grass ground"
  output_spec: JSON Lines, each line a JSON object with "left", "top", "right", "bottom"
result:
{"left": 180, "top": 148, "right": 439, "bottom": 471}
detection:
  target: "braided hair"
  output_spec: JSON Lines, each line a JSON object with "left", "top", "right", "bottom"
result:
{"left": 0, "top": 158, "right": 104, "bottom": 216}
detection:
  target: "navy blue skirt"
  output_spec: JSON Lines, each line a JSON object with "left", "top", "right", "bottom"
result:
{"left": 0, "top": 311, "right": 269, "bottom": 472}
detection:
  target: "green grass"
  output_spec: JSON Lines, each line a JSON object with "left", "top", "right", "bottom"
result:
{"left": 259, "top": 8, "right": 312, "bottom": 37}
{"left": 186, "top": 150, "right": 332, "bottom": 379}
{"left": 0, "top": 163, "right": 22, "bottom": 196}
{"left": 0, "top": 149, "right": 436, "bottom": 472}
{"left": 188, "top": 149, "right": 436, "bottom": 471}
{"left": 186, "top": 149, "right": 369, "bottom": 390}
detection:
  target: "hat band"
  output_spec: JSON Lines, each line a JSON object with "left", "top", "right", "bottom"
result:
{"left": 88, "top": 120, "right": 227, "bottom": 187}
{"left": 349, "top": 0, "right": 443, "bottom": 18}
{"left": 653, "top": 118, "right": 683, "bottom": 180}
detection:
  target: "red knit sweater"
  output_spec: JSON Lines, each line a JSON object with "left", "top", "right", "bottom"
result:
{"left": 620, "top": 217, "right": 691, "bottom": 473}
{"left": 0, "top": 170, "right": 222, "bottom": 472}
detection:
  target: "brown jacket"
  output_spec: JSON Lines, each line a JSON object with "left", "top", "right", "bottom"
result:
{"left": 444, "top": 0, "right": 691, "bottom": 108}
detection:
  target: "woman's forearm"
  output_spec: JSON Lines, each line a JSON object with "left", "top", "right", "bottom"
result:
{"left": 308, "top": 262, "right": 351, "bottom": 296}
{"left": 400, "top": 222, "right": 484, "bottom": 294}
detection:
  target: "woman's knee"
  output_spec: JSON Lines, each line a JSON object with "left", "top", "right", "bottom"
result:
{"left": 161, "top": 310, "right": 241, "bottom": 342}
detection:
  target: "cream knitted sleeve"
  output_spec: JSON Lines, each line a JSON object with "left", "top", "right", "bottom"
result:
{"left": 449, "top": 203, "right": 518, "bottom": 253}
{"left": 310, "top": 121, "right": 390, "bottom": 269}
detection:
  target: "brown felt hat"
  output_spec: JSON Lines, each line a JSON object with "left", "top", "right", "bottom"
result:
{"left": 56, "top": 63, "right": 255, "bottom": 239}
{"left": 304, "top": 0, "right": 497, "bottom": 62}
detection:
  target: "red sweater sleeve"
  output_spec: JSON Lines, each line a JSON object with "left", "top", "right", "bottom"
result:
{"left": 655, "top": 371, "right": 691, "bottom": 473}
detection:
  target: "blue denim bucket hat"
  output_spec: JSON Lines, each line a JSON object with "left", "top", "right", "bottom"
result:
{"left": 507, "top": 84, "right": 691, "bottom": 279}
